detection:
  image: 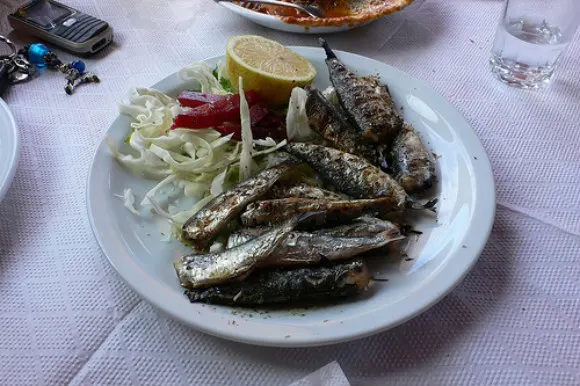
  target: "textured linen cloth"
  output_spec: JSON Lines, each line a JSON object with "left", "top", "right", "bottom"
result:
{"left": 288, "top": 362, "right": 351, "bottom": 386}
{"left": 1, "top": 0, "right": 580, "bottom": 385}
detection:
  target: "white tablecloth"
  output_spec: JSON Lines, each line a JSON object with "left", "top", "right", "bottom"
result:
{"left": 1, "top": 0, "right": 579, "bottom": 385}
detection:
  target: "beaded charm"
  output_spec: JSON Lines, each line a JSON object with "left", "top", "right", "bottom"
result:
{"left": 23, "top": 43, "right": 100, "bottom": 95}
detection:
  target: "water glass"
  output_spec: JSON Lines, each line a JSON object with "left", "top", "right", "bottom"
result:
{"left": 489, "top": 0, "right": 580, "bottom": 88}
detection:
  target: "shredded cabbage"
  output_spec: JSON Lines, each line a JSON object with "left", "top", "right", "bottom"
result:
{"left": 179, "top": 62, "right": 230, "bottom": 95}
{"left": 286, "top": 87, "right": 313, "bottom": 141}
{"left": 111, "top": 67, "right": 286, "bottom": 239}
{"left": 114, "top": 188, "right": 141, "bottom": 216}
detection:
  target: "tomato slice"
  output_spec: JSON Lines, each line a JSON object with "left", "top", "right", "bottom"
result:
{"left": 173, "top": 91, "right": 263, "bottom": 129}
{"left": 178, "top": 91, "right": 227, "bottom": 108}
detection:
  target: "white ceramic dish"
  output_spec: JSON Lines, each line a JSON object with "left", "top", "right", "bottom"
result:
{"left": 87, "top": 47, "right": 495, "bottom": 347}
{"left": 219, "top": 2, "right": 369, "bottom": 34}
{"left": 0, "top": 98, "right": 19, "bottom": 204}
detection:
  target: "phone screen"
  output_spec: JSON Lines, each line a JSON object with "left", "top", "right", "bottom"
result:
{"left": 19, "top": 0, "right": 72, "bottom": 29}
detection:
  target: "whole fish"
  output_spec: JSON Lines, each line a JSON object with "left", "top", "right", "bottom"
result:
{"left": 174, "top": 218, "right": 297, "bottom": 289}
{"left": 267, "top": 183, "right": 344, "bottom": 201}
{"left": 240, "top": 196, "right": 400, "bottom": 228}
{"left": 184, "top": 259, "right": 370, "bottom": 306}
{"left": 315, "top": 216, "right": 411, "bottom": 253}
{"left": 182, "top": 159, "right": 297, "bottom": 250}
{"left": 390, "top": 123, "right": 436, "bottom": 194}
{"left": 313, "top": 216, "right": 402, "bottom": 237}
{"left": 226, "top": 226, "right": 404, "bottom": 267}
{"left": 229, "top": 217, "right": 402, "bottom": 244}
{"left": 285, "top": 143, "right": 436, "bottom": 211}
{"left": 305, "top": 87, "right": 379, "bottom": 164}
{"left": 320, "top": 38, "right": 403, "bottom": 145}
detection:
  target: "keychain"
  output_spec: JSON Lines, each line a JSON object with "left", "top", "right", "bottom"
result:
{"left": 0, "top": 35, "right": 99, "bottom": 96}
{"left": 0, "top": 35, "right": 34, "bottom": 96}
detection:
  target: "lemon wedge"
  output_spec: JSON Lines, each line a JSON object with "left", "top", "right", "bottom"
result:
{"left": 226, "top": 35, "right": 316, "bottom": 106}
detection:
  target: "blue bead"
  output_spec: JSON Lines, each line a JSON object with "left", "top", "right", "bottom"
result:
{"left": 28, "top": 43, "right": 50, "bottom": 67}
{"left": 71, "top": 60, "right": 86, "bottom": 73}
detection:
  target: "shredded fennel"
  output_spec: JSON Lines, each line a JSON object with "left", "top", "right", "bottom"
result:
{"left": 111, "top": 63, "right": 287, "bottom": 239}
{"left": 286, "top": 87, "right": 313, "bottom": 141}
{"left": 238, "top": 76, "right": 255, "bottom": 182}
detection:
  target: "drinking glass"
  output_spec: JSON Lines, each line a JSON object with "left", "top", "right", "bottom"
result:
{"left": 489, "top": 0, "right": 580, "bottom": 88}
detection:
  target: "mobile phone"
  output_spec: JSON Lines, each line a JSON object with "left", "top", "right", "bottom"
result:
{"left": 8, "top": 0, "right": 113, "bottom": 56}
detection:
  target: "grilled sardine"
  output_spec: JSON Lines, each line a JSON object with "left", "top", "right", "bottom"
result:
{"left": 305, "top": 87, "right": 379, "bottom": 164}
{"left": 285, "top": 143, "right": 436, "bottom": 211}
{"left": 227, "top": 225, "right": 403, "bottom": 267}
{"left": 182, "top": 159, "right": 297, "bottom": 250}
{"left": 174, "top": 218, "right": 297, "bottom": 289}
{"left": 390, "top": 123, "right": 436, "bottom": 194}
{"left": 184, "top": 259, "right": 370, "bottom": 306}
{"left": 240, "top": 196, "right": 400, "bottom": 228}
{"left": 320, "top": 38, "right": 403, "bottom": 145}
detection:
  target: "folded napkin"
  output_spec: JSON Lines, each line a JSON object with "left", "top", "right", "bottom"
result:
{"left": 289, "top": 361, "right": 351, "bottom": 386}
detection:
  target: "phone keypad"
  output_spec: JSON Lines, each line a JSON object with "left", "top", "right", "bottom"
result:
{"left": 52, "top": 14, "right": 108, "bottom": 43}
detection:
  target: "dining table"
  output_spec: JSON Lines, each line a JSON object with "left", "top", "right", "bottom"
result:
{"left": 1, "top": 0, "right": 579, "bottom": 385}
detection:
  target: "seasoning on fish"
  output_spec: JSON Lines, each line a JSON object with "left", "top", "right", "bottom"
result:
{"left": 226, "top": 225, "right": 404, "bottom": 267}
{"left": 181, "top": 159, "right": 297, "bottom": 250}
{"left": 305, "top": 87, "right": 379, "bottom": 164}
{"left": 285, "top": 143, "right": 436, "bottom": 211}
{"left": 240, "top": 197, "right": 399, "bottom": 228}
{"left": 229, "top": 217, "right": 402, "bottom": 243}
{"left": 390, "top": 123, "right": 436, "bottom": 194}
{"left": 184, "top": 259, "right": 371, "bottom": 306}
{"left": 314, "top": 216, "right": 409, "bottom": 253}
{"left": 320, "top": 38, "right": 403, "bottom": 145}
{"left": 313, "top": 216, "right": 401, "bottom": 237}
{"left": 267, "top": 183, "right": 344, "bottom": 201}
{"left": 174, "top": 218, "right": 298, "bottom": 289}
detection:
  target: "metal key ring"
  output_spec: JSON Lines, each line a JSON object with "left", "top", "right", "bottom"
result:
{"left": 0, "top": 35, "right": 17, "bottom": 62}
{"left": 13, "top": 56, "right": 31, "bottom": 72}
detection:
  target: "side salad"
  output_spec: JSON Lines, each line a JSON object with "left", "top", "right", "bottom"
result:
{"left": 110, "top": 61, "right": 312, "bottom": 238}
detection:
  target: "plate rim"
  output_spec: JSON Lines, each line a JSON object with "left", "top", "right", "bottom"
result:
{"left": 87, "top": 47, "right": 496, "bottom": 347}
{"left": 0, "top": 98, "right": 20, "bottom": 204}
{"left": 218, "top": 2, "right": 363, "bottom": 33}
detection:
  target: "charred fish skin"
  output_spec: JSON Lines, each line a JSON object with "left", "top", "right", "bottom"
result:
{"left": 320, "top": 38, "right": 403, "bottom": 145}
{"left": 228, "top": 218, "right": 403, "bottom": 248}
{"left": 285, "top": 142, "right": 407, "bottom": 204}
{"left": 184, "top": 259, "right": 370, "bottom": 306}
{"left": 390, "top": 123, "right": 436, "bottom": 194}
{"left": 313, "top": 216, "right": 401, "bottom": 237}
{"left": 305, "top": 88, "right": 379, "bottom": 164}
{"left": 267, "top": 183, "right": 345, "bottom": 201}
{"left": 240, "top": 196, "right": 401, "bottom": 228}
{"left": 227, "top": 226, "right": 404, "bottom": 268}
{"left": 181, "top": 160, "right": 297, "bottom": 250}
{"left": 285, "top": 143, "right": 437, "bottom": 212}
{"left": 174, "top": 218, "right": 297, "bottom": 289}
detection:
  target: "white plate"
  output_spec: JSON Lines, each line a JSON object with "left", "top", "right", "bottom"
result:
{"left": 88, "top": 47, "right": 495, "bottom": 347}
{"left": 220, "top": 2, "right": 386, "bottom": 34}
{"left": 0, "top": 98, "right": 19, "bottom": 204}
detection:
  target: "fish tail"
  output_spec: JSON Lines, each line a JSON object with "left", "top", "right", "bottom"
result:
{"left": 184, "top": 289, "right": 202, "bottom": 303}
{"left": 318, "top": 38, "right": 337, "bottom": 59}
{"left": 407, "top": 197, "right": 438, "bottom": 213}
{"left": 400, "top": 225, "right": 423, "bottom": 236}
{"left": 423, "top": 198, "right": 438, "bottom": 212}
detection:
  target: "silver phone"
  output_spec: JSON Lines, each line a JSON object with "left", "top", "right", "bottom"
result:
{"left": 8, "top": 0, "right": 113, "bottom": 56}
